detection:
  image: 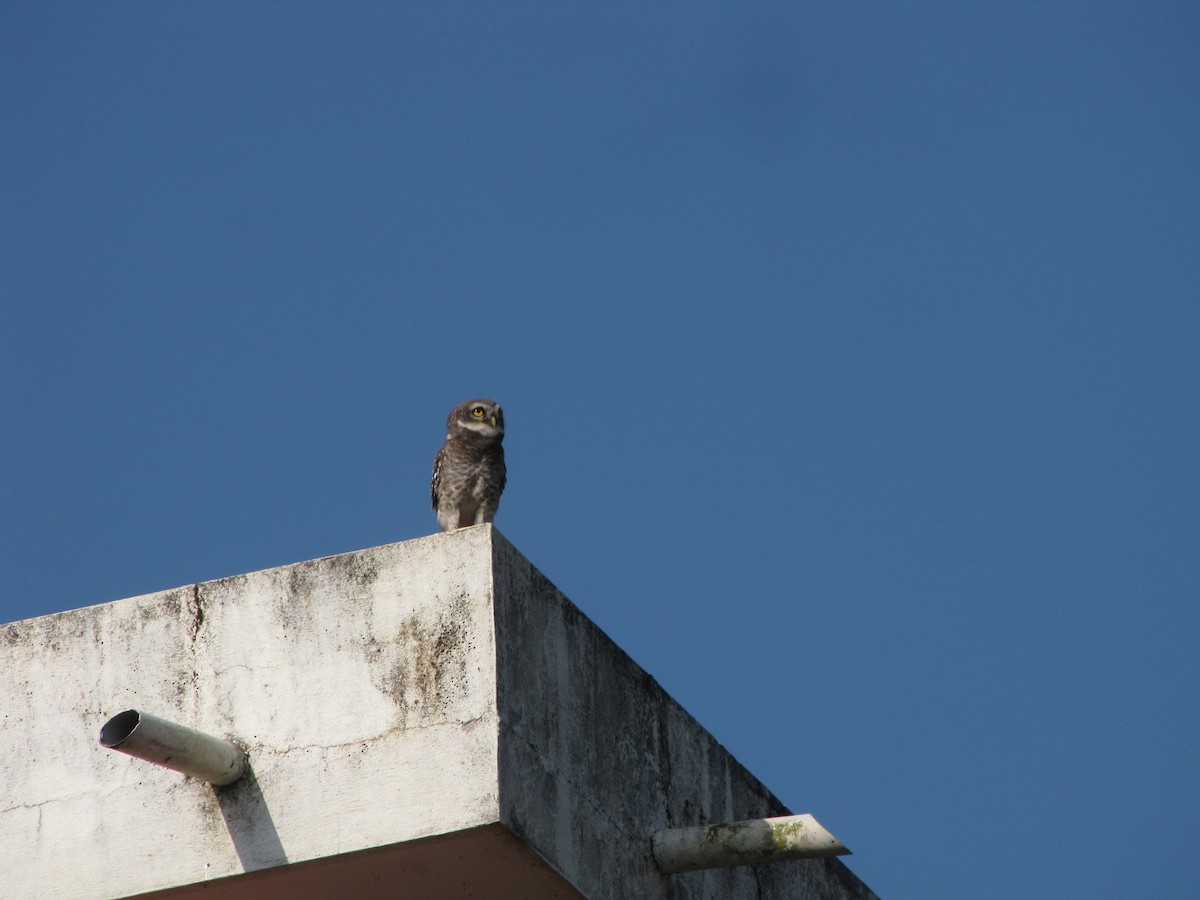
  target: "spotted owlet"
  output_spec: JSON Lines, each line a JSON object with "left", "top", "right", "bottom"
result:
{"left": 431, "top": 399, "right": 507, "bottom": 532}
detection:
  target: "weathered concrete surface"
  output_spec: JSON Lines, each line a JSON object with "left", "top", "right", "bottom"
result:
{"left": 492, "top": 533, "right": 875, "bottom": 900}
{"left": 0, "top": 526, "right": 876, "bottom": 899}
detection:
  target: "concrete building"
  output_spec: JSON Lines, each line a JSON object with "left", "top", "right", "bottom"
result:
{"left": 1, "top": 526, "right": 877, "bottom": 898}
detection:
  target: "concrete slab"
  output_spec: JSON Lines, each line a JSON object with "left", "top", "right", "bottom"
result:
{"left": 0, "top": 526, "right": 876, "bottom": 899}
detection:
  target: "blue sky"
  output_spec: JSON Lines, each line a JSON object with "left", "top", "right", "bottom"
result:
{"left": 3, "top": 3, "right": 1197, "bottom": 897}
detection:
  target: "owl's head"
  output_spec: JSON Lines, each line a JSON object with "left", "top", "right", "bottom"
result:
{"left": 447, "top": 399, "right": 505, "bottom": 441}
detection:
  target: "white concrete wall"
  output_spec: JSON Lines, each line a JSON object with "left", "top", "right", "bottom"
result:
{"left": 2, "top": 528, "right": 503, "bottom": 899}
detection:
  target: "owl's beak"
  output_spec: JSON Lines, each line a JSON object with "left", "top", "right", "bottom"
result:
{"left": 489, "top": 415, "right": 498, "bottom": 428}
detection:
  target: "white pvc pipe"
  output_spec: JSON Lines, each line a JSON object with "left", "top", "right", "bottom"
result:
{"left": 99, "top": 709, "right": 246, "bottom": 786}
{"left": 652, "top": 813, "right": 849, "bottom": 874}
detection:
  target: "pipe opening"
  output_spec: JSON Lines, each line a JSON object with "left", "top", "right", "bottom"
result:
{"left": 99, "top": 709, "right": 142, "bottom": 748}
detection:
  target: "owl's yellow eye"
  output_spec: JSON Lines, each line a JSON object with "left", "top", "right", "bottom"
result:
{"left": 471, "top": 407, "right": 486, "bottom": 418}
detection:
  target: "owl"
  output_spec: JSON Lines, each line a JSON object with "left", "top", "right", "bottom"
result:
{"left": 431, "top": 399, "right": 507, "bottom": 532}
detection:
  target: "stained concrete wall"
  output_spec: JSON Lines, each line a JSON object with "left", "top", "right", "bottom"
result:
{"left": 491, "top": 534, "right": 875, "bottom": 900}
{"left": 0, "top": 526, "right": 876, "bottom": 899}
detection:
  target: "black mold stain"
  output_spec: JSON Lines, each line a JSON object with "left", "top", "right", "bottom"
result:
{"left": 189, "top": 584, "right": 204, "bottom": 642}
{"left": 379, "top": 593, "right": 471, "bottom": 725}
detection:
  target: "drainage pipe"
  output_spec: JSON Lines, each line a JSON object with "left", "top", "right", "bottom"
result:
{"left": 99, "top": 709, "right": 246, "bottom": 786}
{"left": 652, "top": 813, "right": 849, "bottom": 874}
